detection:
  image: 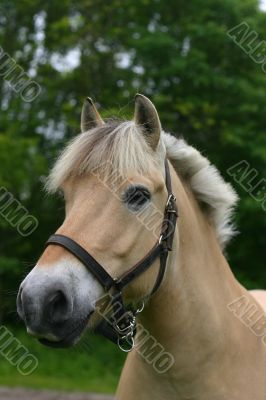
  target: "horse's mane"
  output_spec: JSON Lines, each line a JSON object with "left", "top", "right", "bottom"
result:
{"left": 46, "top": 121, "right": 238, "bottom": 250}
{"left": 163, "top": 133, "right": 238, "bottom": 249}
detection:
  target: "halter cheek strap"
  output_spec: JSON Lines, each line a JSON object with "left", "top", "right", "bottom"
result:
{"left": 45, "top": 160, "right": 178, "bottom": 351}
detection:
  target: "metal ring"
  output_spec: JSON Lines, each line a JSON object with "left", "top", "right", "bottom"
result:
{"left": 118, "top": 336, "right": 135, "bottom": 352}
{"left": 159, "top": 234, "right": 165, "bottom": 245}
{"left": 135, "top": 301, "right": 145, "bottom": 314}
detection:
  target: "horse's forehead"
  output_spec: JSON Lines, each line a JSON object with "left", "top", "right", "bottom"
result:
{"left": 123, "top": 169, "right": 164, "bottom": 189}
{"left": 64, "top": 166, "right": 165, "bottom": 197}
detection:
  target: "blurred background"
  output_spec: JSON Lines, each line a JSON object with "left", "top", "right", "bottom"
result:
{"left": 0, "top": 0, "right": 266, "bottom": 395}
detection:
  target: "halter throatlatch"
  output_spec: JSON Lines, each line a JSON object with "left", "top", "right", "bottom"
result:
{"left": 45, "top": 160, "right": 178, "bottom": 352}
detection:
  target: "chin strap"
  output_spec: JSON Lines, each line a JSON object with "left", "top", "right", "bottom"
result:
{"left": 45, "top": 160, "right": 178, "bottom": 351}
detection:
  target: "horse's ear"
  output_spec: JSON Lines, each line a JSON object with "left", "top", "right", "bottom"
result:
{"left": 134, "top": 94, "right": 161, "bottom": 150}
{"left": 81, "top": 97, "right": 104, "bottom": 132}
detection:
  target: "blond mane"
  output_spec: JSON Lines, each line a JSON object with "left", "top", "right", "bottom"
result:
{"left": 163, "top": 133, "right": 238, "bottom": 249}
{"left": 46, "top": 121, "right": 238, "bottom": 250}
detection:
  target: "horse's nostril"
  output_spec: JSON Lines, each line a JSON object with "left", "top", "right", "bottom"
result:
{"left": 47, "top": 290, "right": 72, "bottom": 324}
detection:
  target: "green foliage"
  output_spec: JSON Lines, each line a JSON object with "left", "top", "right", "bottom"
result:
{"left": 0, "top": 327, "right": 125, "bottom": 393}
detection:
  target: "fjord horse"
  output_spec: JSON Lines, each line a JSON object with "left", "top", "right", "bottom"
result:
{"left": 17, "top": 95, "right": 266, "bottom": 399}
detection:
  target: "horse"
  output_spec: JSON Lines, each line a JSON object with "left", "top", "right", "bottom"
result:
{"left": 17, "top": 94, "right": 266, "bottom": 399}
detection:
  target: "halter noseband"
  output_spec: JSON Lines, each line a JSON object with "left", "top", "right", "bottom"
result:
{"left": 45, "top": 160, "right": 178, "bottom": 351}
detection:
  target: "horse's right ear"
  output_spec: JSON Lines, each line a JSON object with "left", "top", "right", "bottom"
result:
{"left": 134, "top": 94, "right": 161, "bottom": 150}
{"left": 81, "top": 97, "right": 104, "bottom": 132}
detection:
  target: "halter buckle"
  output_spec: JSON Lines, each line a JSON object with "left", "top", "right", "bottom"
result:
{"left": 165, "top": 193, "right": 177, "bottom": 213}
{"left": 114, "top": 310, "right": 135, "bottom": 334}
{"left": 114, "top": 319, "right": 135, "bottom": 335}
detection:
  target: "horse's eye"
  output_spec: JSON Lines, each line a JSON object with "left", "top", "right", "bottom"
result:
{"left": 123, "top": 186, "right": 151, "bottom": 211}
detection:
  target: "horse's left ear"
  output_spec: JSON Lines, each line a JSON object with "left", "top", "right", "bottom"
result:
{"left": 134, "top": 94, "right": 161, "bottom": 150}
{"left": 81, "top": 97, "right": 105, "bottom": 132}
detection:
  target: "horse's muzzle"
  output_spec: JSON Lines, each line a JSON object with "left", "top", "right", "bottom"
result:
{"left": 17, "top": 278, "right": 91, "bottom": 346}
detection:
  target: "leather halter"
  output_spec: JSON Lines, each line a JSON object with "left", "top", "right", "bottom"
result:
{"left": 45, "top": 160, "right": 178, "bottom": 351}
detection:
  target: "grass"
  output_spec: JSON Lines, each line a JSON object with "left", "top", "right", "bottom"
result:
{"left": 0, "top": 326, "right": 126, "bottom": 394}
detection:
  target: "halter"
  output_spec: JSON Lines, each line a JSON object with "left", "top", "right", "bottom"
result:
{"left": 45, "top": 160, "right": 178, "bottom": 351}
